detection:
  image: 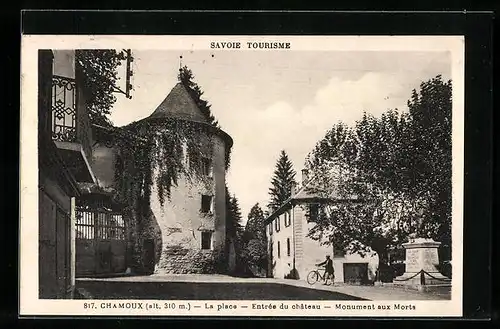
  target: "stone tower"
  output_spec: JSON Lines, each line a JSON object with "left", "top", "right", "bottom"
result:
{"left": 137, "top": 82, "right": 233, "bottom": 274}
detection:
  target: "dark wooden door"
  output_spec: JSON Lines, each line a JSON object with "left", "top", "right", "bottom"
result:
{"left": 343, "top": 263, "right": 369, "bottom": 285}
{"left": 55, "top": 208, "right": 71, "bottom": 297}
{"left": 76, "top": 210, "right": 127, "bottom": 276}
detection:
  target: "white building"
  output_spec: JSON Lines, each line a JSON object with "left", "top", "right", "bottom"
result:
{"left": 265, "top": 169, "right": 379, "bottom": 284}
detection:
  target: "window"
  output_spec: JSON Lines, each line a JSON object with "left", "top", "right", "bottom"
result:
{"left": 284, "top": 211, "right": 291, "bottom": 227}
{"left": 287, "top": 238, "right": 291, "bottom": 256}
{"left": 201, "top": 231, "right": 212, "bottom": 250}
{"left": 269, "top": 223, "right": 273, "bottom": 235}
{"left": 308, "top": 204, "right": 319, "bottom": 222}
{"left": 274, "top": 217, "right": 280, "bottom": 232}
{"left": 201, "top": 195, "right": 213, "bottom": 213}
{"left": 277, "top": 241, "right": 281, "bottom": 258}
{"left": 201, "top": 157, "right": 213, "bottom": 177}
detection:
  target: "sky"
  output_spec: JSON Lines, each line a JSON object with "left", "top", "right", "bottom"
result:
{"left": 109, "top": 50, "right": 451, "bottom": 223}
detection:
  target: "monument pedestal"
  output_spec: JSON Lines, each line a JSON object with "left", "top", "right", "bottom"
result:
{"left": 394, "top": 238, "right": 451, "bottom": 292}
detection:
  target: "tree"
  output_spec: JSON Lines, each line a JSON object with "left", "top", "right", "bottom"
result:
{"left": 178, "top": 65, "right": 234, "bottom": 170}
{"left": 406, "top": 75, "right": 452, "bottom": 259}
{"left": 75, "top": 49, "right": 127, "bottom": 127}
{"left": 178, "top": 65, "right": 219, "bottom": 128}
{"left": 226, "top": 186, "right": 244, "bottom": 245}
{"left": 241, "top": 203, "right": 268, "bottom": 274}
{"left": 268, "top": 150, "right": 297, "bottom": 212}
{"left": 305, "top": 75, "right": 453, "bottom": 280}
{"left": 224, "top": 186, "right": 245, "bottom": 273}
{"left": 244, "top": 203, "right": 267, "bottom": 242}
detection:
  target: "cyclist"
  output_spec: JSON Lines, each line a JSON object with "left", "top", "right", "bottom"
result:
{"left": 316, "top": 255, "right": 334, "bottom": 285}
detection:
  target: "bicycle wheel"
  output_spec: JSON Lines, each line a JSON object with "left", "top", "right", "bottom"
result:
{"left": 307, "top": 271, "right": 319, "bottom": 285}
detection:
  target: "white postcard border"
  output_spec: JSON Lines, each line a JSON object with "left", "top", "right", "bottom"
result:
{"left": 20, "top": 35, "right": 464, "bottom": 317}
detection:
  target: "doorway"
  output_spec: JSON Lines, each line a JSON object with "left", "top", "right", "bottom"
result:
{"left": 343, "top": 263, "right": 369, "bottom": 285}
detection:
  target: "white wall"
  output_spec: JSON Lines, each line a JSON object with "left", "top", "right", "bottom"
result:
{"left": 267, "top": 202, "right": 380, "bottom": 284}
{"left": 333, "top": 249, "right": 379, "bottom": 283}
{"left": 52, "top": 50, "right": 75, "bottom": 78}
{"left": 296, "top": 205, "right": 333, "bottom": 281}
{"left": 267, "top": 209, "right": 294, "bottom": 279}
{"left": 149, "top": 133, "right": 227, "bottom": 267}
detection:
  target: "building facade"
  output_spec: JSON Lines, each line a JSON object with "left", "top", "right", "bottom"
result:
{"left": 38, "top": 50, "right": 234, "bottom": 299}
{"left": 38, "top": 49, "right": 97, "bottom": 298}
{"left": 265, "top": 170, "right": 379, "bottom": 284}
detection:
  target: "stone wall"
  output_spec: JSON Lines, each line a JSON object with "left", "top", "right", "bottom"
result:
{"left": 155, "top": 247, "right": 219, "bottom": 274}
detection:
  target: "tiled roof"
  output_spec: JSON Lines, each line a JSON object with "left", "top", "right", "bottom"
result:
{"left": 102, "top": 82, "right": 234, "bottom": 149}
{"left": 146, "top": 82, "right": 208, "bottom": 123}
{"left": 264, "top": 172, "right": 361, "bottom": 224}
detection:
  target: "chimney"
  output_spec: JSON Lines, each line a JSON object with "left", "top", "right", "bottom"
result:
{"left": 290, "top": 181, "right": 297, "bottom": 197}
{"left": 301, "top": 168, "right": 309, "bottom": 186}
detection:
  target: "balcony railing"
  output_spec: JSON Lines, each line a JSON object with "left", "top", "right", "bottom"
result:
{"left": 51, "top": 75, "right": 92, "bottom": 159}
{"left": 52, "top": 75, "right": 77, "bottom": 142}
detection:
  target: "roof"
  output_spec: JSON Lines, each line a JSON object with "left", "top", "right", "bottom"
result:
{"left": 98, "top": 82, "right": 234, "bottom": 149}
{"left": 264, "top": 172, "right": 362, "bottom": 224}
{"left": 146, "top": 82, "right": 208, "bottom": 123}
{"left": 137, "top": 82, "right": 233, "bottom": 148}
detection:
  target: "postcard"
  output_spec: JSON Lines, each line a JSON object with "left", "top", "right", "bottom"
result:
{"left": 20, "top": 34, "right": 464, "bottom": 317}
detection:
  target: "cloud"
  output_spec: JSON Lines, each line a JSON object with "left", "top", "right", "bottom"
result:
{"left": 226, "top": 71, "right": 413, "bottom": 221}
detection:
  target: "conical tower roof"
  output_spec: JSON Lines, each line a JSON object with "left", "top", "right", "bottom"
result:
{"left": 130, "top": 81, "right": 233, "bottom": 149}
{"left": 146, "top": 82, "right": 208, "bottom": 123}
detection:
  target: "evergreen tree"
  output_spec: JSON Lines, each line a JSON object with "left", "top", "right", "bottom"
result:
{"left": 226, "top": 185, "right": 243, "bottom": 242}
{"left": 178, "top": 65, "right": 219, "bottom": 128}
{"left": 225, "top": 185, "right": 245, "bottom": 274}
{"left": 268, "top": 150, "right": 297, "bottom": 212}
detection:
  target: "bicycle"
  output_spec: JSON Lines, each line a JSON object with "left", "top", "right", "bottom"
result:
{"left": 307, "top": 265, "right": 334, "bottom": 286}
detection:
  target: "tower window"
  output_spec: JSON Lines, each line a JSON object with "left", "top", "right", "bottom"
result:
{"left": 201, "top": 195, "right": 213, "bottom": 213}
{"left": 201, "top": 231, "right": 212, "bottom": 250}
{"left": 277, "top": 241, "right": 281, "bottom": 258}
{"left": 201, "top": 157, "right": 213, "bottom": 177}
{"left": 275, "top": 217, "right": 280, "bottom": 232}
{"left": 287, "top": 238, "right": 291, "bottom": 256}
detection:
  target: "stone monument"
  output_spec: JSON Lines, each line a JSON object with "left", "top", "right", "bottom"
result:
{"left": 393, "top": 238, "right": 451, "bottom": 291}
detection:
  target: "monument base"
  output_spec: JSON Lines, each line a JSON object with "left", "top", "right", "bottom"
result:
{"left": 393, "top": 271, "right": 451, "bottom": 292}
{"left": 395, "top": 238, "right": 452, "bottom": 292}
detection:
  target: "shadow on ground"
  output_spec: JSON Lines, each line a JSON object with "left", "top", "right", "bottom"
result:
{"left": 76, "top": 281, "right": 367, "bottom": 301}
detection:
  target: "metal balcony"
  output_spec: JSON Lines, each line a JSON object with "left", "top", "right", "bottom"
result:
{"left": 51, "top": 75, "right": 96, "bottom": 184}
